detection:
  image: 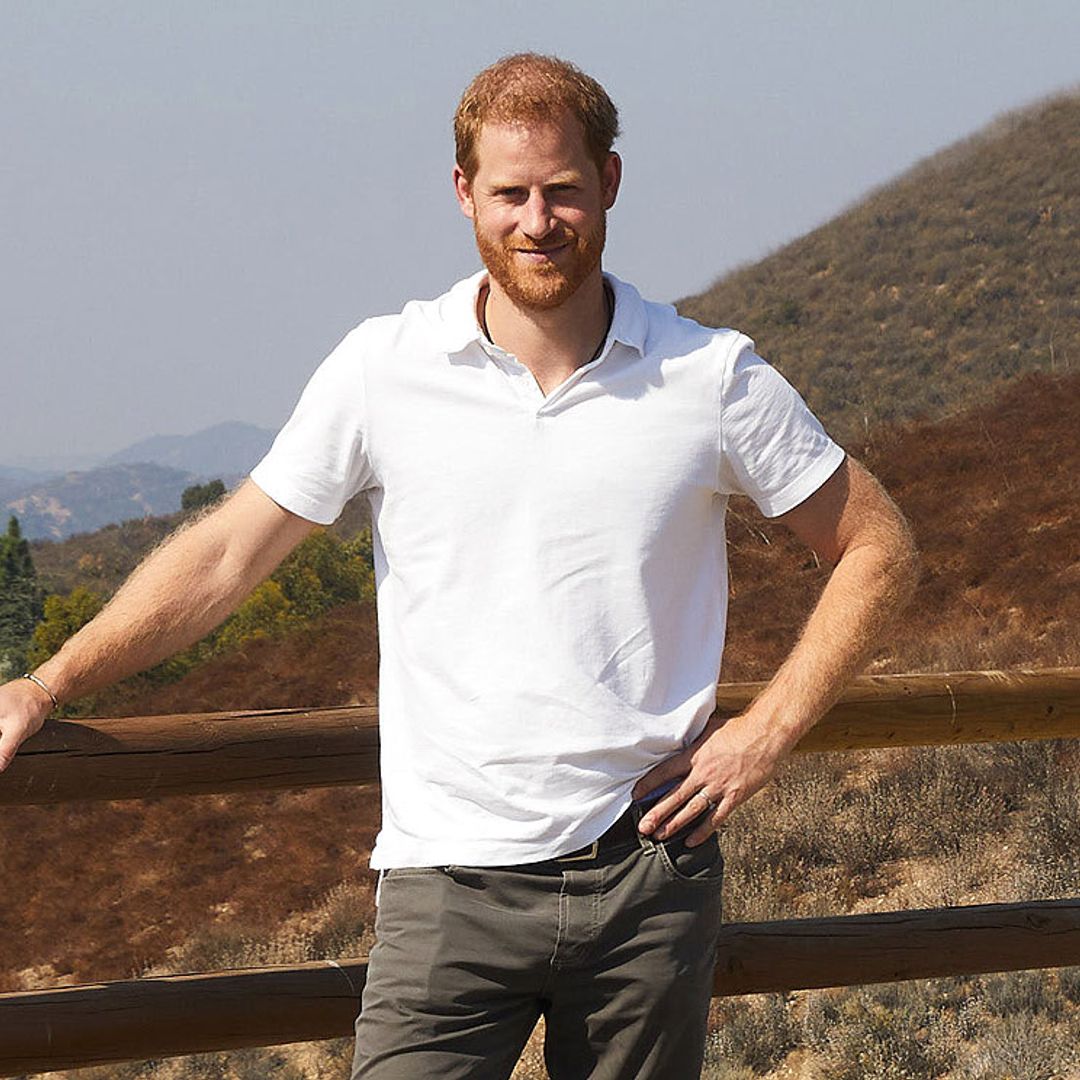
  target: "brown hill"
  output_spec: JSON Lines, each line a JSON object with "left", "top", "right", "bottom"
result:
{"left": 722, "top": 369, "right": 1080, "bottom": 681}
{"left": 678, "top": 92, "right": 1080, "bottom": 444}
{"left": 2, "top": 370, "right": 1076, "bottom": 994}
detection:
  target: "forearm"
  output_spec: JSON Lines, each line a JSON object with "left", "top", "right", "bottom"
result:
{"left": 731, "top": 518, "right": 919, "bottom": 755}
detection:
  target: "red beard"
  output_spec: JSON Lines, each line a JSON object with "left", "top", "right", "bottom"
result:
{"left": 473, "top": 212, "right": 606, "bottom": 311}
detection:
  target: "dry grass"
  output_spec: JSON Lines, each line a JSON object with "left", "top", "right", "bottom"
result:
{"left": 722, "top": 369, "right": 1080, "bottom": 684}
{"left": 7, "top": 363, "right": 1079, "bottom": 1075}
{"left": 39, "top": 731, "right": 1080, "bottom": 1080}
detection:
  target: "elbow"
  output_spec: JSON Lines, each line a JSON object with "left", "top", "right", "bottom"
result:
{"left": 886, "top": 515, "right": 921, "bottom": 610}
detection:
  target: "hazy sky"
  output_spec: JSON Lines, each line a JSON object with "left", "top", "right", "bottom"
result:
{"left": 3, "top": 1, "right": 1078, "bottom": 468}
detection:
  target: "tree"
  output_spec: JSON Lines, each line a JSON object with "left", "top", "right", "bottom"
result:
{"left": 0, "top": 516, "right": 45, "bottom": 678}
{"left": 173, "top": 529, "right": 376, "bottom": 662}
{"left": 213, "top": 579, "right": 299, "bottom": 653}
{"left": 25, "top": 587, "right": 105, "bottom": 670}
{"left": 271, "top": 529, "right": 375, "bottom": 617}
{"left": 181, "top": 480, "right": 227, "bottom": 512}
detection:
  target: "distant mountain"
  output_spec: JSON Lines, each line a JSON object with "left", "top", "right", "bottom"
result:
{"left": 1, "top": 422, "right": 275, "bottom": 537}
{"left": 0, "top": 466, "right": 57, "bottom": 485}
{"left": 5, "top": 463, "right": 198, "bottom": 541}
{"left": 0, "top": 466, "right": 59, "bottom": 507}
{"left": 678, "top": 91, "right": 1080, "bottom": 443}
{"left": 0, "top": 451, "right": 99, "bottom": 473}
{"left": 103, "top": 421, "right": 274, "bottom": 477}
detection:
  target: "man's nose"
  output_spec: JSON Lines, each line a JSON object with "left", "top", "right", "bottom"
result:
{"left": 521, "top": 191, "right": 556, "bottom": 238}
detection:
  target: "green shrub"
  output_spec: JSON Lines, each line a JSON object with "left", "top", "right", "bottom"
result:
{"left": 25, "top": 586, "right": 104, "bottom": 670}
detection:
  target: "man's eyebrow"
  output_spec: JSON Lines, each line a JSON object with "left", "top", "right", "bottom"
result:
{"left": 485, "top": 173, "right": 584, "bottom": 192}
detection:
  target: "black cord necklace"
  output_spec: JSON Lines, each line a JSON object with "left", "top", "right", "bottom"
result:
{"left": 480, "top": 282, "right": 615, "bottom": 364}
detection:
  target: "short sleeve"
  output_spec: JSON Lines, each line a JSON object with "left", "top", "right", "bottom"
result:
{"left": 249, "top": 327, "right": 374, "bottom": 525}
{"left": 717, "top": 344, "right": 845, "bottom": 517}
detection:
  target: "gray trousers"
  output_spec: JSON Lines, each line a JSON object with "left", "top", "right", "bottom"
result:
{"left": 351, "top": 809, "right": 723, "bottom": 1079}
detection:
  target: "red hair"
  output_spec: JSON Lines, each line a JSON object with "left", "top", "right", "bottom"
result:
{"left": 454, "top": 53, "right": 620, "bottom": 181}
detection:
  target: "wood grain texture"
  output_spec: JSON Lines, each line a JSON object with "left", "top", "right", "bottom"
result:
{"left": 3, "top": 670, "right": 1077, "bottom": 805}
{"left": 0, "top": 959, "right": 368, "bottom": 1075}
{"left": 5, "top": 899, "right": 1080, "bottom": 1075}
{"left": 713, "top": 898, "right": 1080, "bottom": 995}
{"left": 1, "top": 704, "right": 380, "bottom": 805}
{"left": 786, "top": 667, "right": 1080, "bottom": 751}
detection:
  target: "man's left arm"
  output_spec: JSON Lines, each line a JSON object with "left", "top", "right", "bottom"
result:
{"left": 634, "top": 456, "right": 920, "bottom": 846}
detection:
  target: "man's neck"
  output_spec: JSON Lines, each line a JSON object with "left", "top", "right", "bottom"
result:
{"left": 480, "top": 273, "right": 612, "bottom": 396}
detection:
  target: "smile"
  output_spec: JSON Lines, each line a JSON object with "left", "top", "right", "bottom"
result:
{"left": 515, "top": 244, "right": 569, "bottom": 259}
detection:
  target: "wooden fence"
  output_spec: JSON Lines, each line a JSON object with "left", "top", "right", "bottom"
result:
{"left": 2, "top": 668, "right": 1079, "bottom": 1075}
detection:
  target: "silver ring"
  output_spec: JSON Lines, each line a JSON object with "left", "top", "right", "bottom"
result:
{"left": 695, "top": 788, "right": 717, "bottom": 812}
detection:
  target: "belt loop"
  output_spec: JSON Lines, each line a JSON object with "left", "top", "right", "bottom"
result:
{"left": 630, "top": 802, "right": 655, "bottom": 854}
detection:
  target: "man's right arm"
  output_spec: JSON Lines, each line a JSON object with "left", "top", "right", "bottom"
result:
{"left": 0, "top": 480, "right": 317, "bottom": 771}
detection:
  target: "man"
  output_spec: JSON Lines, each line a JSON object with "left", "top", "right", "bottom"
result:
{"left": 0, "top": 54, "right": 918, "bottom": 1079}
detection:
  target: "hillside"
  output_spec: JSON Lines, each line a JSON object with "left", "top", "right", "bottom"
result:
{"left": 679, "top": 92, "right": 1080, "bottom": 443}
{"left": 2, "top": 369, "right": 1075, "bottom": 999}
{"left": 0, "top": 466, "right": 58, "bottom": 506}
{"left": 1, "top": 603, "right": 380, "bottom": 990}
{"left": 722, "top": 369, "right": 1080, "bottom": 682}
{"left": 30, "top": 511, "right": 186, "bottom": 596}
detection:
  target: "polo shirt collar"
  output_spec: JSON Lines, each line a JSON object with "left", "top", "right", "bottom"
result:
{"left": 604, "top": 272, "right": 649, "bottom": 355}
{"left": 434, "top": 269, "right": 649, "bottom": 358}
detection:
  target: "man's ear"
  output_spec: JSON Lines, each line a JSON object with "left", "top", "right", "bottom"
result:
{"left": 601, "top": 152, "right": 622, "bottom": 211}
{"left": 453, "top": 165, "right": 475, "bottom": 219}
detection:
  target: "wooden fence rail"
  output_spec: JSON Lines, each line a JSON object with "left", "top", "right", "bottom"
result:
{"left": 4, "top": 668, "right": 1078, "bottom": 806}
{"left": 5, "top": 899, "right": 1080, "bottom": 1076}
{"left": 3, "top": 668, "right": 1080, "bottom": 1075}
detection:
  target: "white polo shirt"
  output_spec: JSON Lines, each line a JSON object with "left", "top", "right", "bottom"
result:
{"left": 250, "top": 271, "right": 845, "bottom": 868}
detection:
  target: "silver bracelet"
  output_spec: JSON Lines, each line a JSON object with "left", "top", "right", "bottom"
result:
{"left": 22, "top": 672, "right": 59, "bottom": 710}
